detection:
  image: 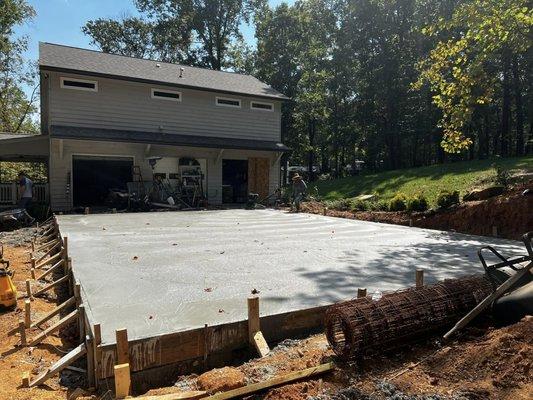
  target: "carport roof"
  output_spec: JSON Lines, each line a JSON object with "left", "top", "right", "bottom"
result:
{"left": 50, "top": 125, "right": 290, "bottom": 152}
{"left": 0, "top": 133, "right": 49, "bottom": 161}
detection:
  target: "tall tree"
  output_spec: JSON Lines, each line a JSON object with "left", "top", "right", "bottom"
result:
{"left": 0, "top": 0, "right": 38, "bottom": 133}
{"left": 84, "top": 0, "right": 265, "bottom": 70}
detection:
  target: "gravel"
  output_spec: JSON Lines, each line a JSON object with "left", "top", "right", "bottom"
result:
{"left": 0, "top": 227, "right": 40, "bottom": 247}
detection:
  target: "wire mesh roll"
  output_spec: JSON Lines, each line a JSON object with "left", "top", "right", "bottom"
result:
{"left": 325, "top": 275, "right": 492, "bottom": 360}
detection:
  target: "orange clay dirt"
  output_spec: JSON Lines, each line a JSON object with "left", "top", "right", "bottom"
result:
{"left": 0, "top": 238, "right": 89, "bottom": 400}
{"left": 1, "top": 222, "right": 532, "bottom": 400}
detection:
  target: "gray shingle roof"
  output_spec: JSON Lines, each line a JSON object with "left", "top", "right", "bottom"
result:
{"left": 39, "top": 42, "right": 288, "bottom": 100}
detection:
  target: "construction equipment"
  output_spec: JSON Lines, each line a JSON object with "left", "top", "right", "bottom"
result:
{"left": 0, "top": 243, "right": 17, "bottom": 309}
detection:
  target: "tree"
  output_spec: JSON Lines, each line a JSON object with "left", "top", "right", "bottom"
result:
{"left": 0, "top": 0, "right": 38, "bottom": 133}
{"left": 415, "top": 0, "right": 532, "bottom": 154}
{"left": 84, "top": 0, "right": 265, "bottom": 70}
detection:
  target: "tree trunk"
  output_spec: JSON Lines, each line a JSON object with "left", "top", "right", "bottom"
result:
{"left": 512, "top": 56, "right": 524, "bottom": 156}
{"left": 308, "top": 119, "right": 316, "bottom": 182}
{"left": 500, "top": 51, "right": 511, "bottom": 156}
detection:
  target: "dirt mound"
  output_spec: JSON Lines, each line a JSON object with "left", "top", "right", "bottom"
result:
{"left": 197, "top": 367, "right": 245, "bottom": 393}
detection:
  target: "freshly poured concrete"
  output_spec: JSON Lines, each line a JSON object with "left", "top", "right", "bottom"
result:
{"left": 57, "top": 210, "right": 525, "bottom": 344}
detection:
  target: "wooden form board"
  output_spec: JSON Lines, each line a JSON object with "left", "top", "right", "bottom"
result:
{"left": 96, "top": 304, "right": 327, "bottom": 379}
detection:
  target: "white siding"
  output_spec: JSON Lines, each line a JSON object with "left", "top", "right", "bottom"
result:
{"left": 46, "top": 72, "right": 282, "bottom": 142}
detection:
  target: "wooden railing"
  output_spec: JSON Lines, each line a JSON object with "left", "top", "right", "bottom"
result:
{"left": 0, "top": 183, "right": 49, "bottom": 205}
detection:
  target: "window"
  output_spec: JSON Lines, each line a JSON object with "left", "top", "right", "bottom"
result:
{"left": 251, "top": 101, "right": 274, "bottom": 112}
{"left": 216, "top": 97, "right": 241, "bottom": 108}
{"left": 151, "top": 88, "right": 182, "bottom": 102}
{"left": 60, "top": 77, "right": 98, "bottom": 92}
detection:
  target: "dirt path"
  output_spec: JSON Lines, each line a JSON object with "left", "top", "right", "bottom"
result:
{"left": 0, "top": 238, "right": 77, "bottom": 400}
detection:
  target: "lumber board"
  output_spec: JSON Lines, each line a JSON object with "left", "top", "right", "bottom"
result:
{"left": 116, "top": 328, "right": 130, "bottom": 365}
{"left": 29, "top": 343, "right": 87, "bottom": 387}
{"left": 444, "top": 261, "right": 533, "bottom": 339}
{"left": 33, "top": 274, "right": 69, "bottom": 297}
{"left": 36, "top": 259, "right": 65, "bottom": 281}
{"left": 206, "top": 362, "right": 334, "bottom": 399}
{"left": 35, "top": 241, "right": 61, "bottom": 264}
{"left": 35, "top": 238, "right": 60, "bottom": 253}
{"left": 30, "top": 296, "right": 75, "bottom": 328}
{"left": 135, "top": 391, "right": 208, "bottom": 400}
{"left": 29, "top": 309, "right": 79, "bottom": 346}
{"left": 35, "top": 250, "right": 63, "bottom": 270}
{"left": 114, "top": 363, "right": 131, "bottom": 399}
{"left": 252, "top": 331, "right": 270, "bottom": 357}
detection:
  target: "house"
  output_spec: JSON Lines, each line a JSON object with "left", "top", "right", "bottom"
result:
{"left": 0, "top": 43, "right": 288, "bottom": 211}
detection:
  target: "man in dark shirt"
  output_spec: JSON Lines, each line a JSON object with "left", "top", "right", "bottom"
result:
{"left": 18, "top": 171, "right": 33, "bottom": 210}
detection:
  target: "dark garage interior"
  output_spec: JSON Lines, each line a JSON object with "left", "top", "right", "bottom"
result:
{"left": 222, "top": 159, "right": 248, "bottom": 203}
{"left": 72, "top": 156, "right": 133, "bottom": 207}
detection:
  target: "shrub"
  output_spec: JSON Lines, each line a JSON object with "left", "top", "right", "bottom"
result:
{"left": 351, "top": 199, "right": 370, "bottom": 211}
{"left": 325, "top": 198, "right": 352, "bottom": 211}
{"left": 389, "top": 193, "right": 408, "bottom": 211}
{"left": 492, "top": 163, "right": 511, "bottom": 187}
{"left": 368, "top": 199, "right": 389, "bottom": 211}
{"left": 406, "top": 194, "right": 429, "bottom": 212}
{"left": 436, "top": 190, "right": 460, "bottom": 209}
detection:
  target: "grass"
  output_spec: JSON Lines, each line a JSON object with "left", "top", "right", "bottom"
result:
{"left": 311, "top": 156, "right": 533, "bottom": 207}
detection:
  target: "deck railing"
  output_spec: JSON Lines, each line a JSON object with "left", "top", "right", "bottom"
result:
{"left": 0, "top": 183, "right": 49, "bottom": 205}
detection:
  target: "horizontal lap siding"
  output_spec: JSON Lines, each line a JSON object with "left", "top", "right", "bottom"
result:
{"left": 47, "top": 72, "right": 281, "bottom": 142}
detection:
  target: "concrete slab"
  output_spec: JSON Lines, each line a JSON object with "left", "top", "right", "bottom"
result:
{"left": 57, "top": 210, "right": 525, "bottom": 344}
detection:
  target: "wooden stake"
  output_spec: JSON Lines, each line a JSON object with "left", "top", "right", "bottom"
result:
{"left": 32, "top": 274, "right": 69, "bottom": 297}
{"left": 35, "top": 250, "right": 63, "bottom": 269}
{"left": 22, "top": 371, "right": 30, "bottom": 388}
{"left": 115, "top": 328, "right": 129, "bottom": 365}
{"left": 35, "top": 259, "right": 64, "bottom": 281}
{"left": 24, "top": 300, "right": 31, "bottom": 328}
{"left": 78, "top": 305, "right": 86, "bottom": 341}
{"left": 30, "top": 257, "right": 35, "bottom": 270}
{"left": 19, "top": 320, "right": 27, "bottom": 346}
{"left": 416, "top": 269, "right": 424, "bottom": 288}
{"left": 30, "top": 268, "right": 36, "bottom": 280}
{"left": 29, "top": 343, "right": 87, "bottom": 387}
{"left": 25, "top": 279, "right": 33, "bottom": 300}
{"left": 357, "top": 288, "right": 367, "bottom": 298}
{"left": 247, "top": 296, "right": 270, "bottom": 357}
{"left": 94, "top": 323, "right": 102, "bottom": 385}
{"left": 114, "top": 363, "right": 131, "bottom": 399}
{"left": 86, "top": 335, "right": 96, "bottom": 388}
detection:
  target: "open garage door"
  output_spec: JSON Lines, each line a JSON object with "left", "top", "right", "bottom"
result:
{"left": 72, "top": 156, "right": 133, "bottom": 208}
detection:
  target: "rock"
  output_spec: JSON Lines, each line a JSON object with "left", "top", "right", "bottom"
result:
{"left": 463, "top": 186, "right": 505, "bottom": 202}
{"left": 197, "top": 367, "right": 245, "bottom": 393}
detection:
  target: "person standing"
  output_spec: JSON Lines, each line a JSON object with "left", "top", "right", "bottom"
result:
{"left": 292, "top": 173, "right": 307, "bottom": 212}
{"left": 18, "top": 171, "right": 33, "bottom": 210}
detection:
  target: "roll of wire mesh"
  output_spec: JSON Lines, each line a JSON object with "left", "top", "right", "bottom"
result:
{"left": 325, "top": 275, "right": 492, "bottom": 360}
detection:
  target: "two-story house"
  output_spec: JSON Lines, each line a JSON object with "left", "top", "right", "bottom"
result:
{"left": 0, "top": 43, "right": 288, "bottom": 211}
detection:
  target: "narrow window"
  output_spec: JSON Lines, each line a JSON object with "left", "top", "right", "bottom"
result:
{"left": 60, "top": 77, "right": 98, "bottom": 92}
{"left": 151, "top": 88, "right": 182, "bottom": 102}
{"left": 216, "top": 97, "right": 241, "bottom": 108}
{"left": 251, "top": 101, "right": 274, "bottom": 112}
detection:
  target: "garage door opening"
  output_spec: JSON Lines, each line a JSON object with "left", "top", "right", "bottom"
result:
{"left": 73, "top": 156, "right": 133, "bottom": 208}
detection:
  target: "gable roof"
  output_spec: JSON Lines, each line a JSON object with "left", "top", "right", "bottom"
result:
{"left": 39, "top": 42, "right": 288, "bottom": 101}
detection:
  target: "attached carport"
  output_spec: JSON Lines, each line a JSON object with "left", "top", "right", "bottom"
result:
{"left": 0, "top": 133, "right": 50, "bottom": 206}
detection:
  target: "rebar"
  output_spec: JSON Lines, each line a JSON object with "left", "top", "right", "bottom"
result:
{"left": 325, "top": 275, "right": 492, "bottom": 360}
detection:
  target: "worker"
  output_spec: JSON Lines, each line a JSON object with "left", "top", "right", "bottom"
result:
{"left": 18, "top": 171, "right": 33, "bottom": 210}
{"left": 292, "top": 173, "right": 307, "bottom": 212}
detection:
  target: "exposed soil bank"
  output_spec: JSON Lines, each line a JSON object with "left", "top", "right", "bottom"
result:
{"left": 302, "top": 182, "right": 533, "bottom": 240}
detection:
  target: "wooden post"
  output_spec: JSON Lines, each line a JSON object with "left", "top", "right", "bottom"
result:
{"left": 30, "top": 257, "right": 35, "bottom": 270}
{"left": 30, "top": 268, "right": 36, "bottom": 280}
{"left": 94, "top": 323, "right": 102, "bottom": 387}
{"left": 115, "top": 328, "right": 129, "bottom": 365}
{"left": 416, "top": 269, "right": 424, "bottom": 288}
{"left": 31, "top": 241, "right": 35, "bottom": 252}
{"left": 22, "top": 371, "right": 30, "bottom": 387}
{"left": 25, "top": 279, "right": 33, "bottom": 300}
{"left": 357, "top": 288, "right": 367, "bottom": 298}
{"left": 114, "top": 363, "right": 131, "bottom": 399}
{"left": 24, "top": 300, "right": 31, "bottom": 328}
{"left": 247, "top": 297, "right": 260, "bottom": 343}
{"left": 86, "top": 335, "right": 96, "bottom": 388}
{"left": 78, "top": 304, "right": 86, "bottom": 341}
{"left": 19, "top": 320, "right": 27, "bottom": 346}
{"left": 247, "top": 296, "right": 270, "bottom": 357}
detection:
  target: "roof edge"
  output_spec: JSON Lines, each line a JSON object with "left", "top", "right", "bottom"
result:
{"left": 39, "top": 65, "right": 290, "bottom": 102}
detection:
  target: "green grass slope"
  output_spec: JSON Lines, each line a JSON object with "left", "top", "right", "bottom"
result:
{"left": 312, "top": 156, "right": 533, "bottom": 207}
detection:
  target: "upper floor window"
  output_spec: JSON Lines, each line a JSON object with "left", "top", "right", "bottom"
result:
{"left": 216, "top": 97, "right": 241, "bottom": 108}
{"left": 151, "top": 88, "right": 182, "bottom": 102}
{"left": 251, "top": 101, "right": 274, "bottom": 112}
{"left": 60, "top": 77, "right": 98, "bottom": 92}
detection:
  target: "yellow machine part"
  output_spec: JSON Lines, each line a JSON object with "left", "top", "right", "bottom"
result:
{"left": 0, "top": 272, "right": 17, "bottom": 308}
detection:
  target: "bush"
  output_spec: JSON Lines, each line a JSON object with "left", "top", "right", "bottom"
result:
{"left": 436, "top": 190, "right": 460, "bottom": 209}
{"left": 369, "top": 199, "right": 390, "bottom": 211}
{"left": 389, "top": 193, "right": 408, "bottom": 211}
{"left": 325, "top": 198, "right": 352, "bottom": 211}
{"left": 351, "top": 199, "right": 370, "bottom": 211}
{"left": 492, "top": 163, "right": 511, "bottom": 187}
{"left": 406, "top": 194, "right": 429, "bottom": 212}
